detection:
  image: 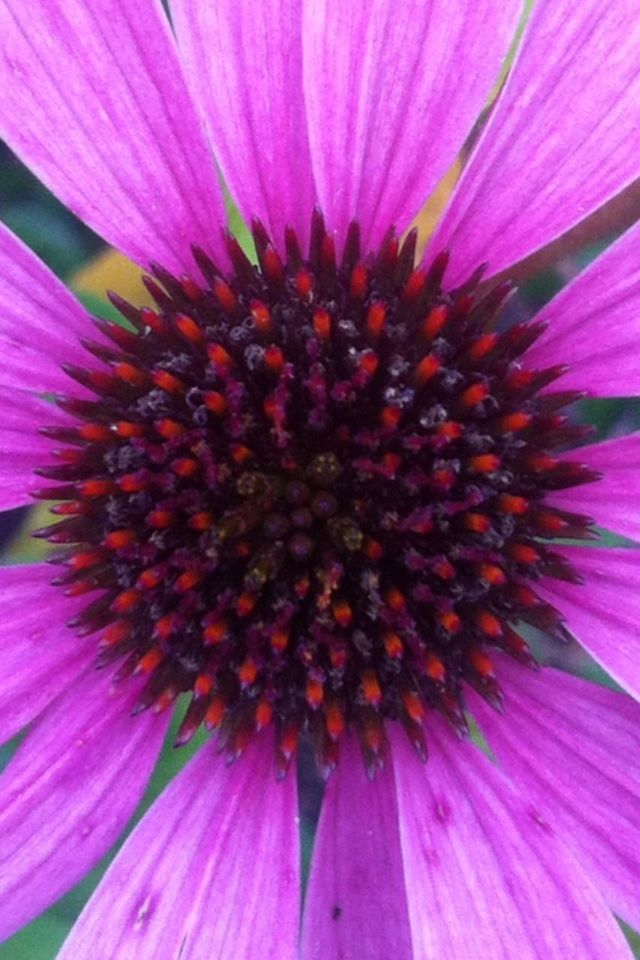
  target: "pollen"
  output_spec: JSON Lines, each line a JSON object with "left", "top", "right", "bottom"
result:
{"left": 35, "top": 211, "right": 599, "bottom": 777}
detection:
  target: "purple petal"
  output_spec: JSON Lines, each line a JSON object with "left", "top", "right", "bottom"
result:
{"left": 0, "top": 564, "right": 95, "bottom": 743}
{"left": 301, "top": 734, "right": 412, "bottom": 960}
{"left": 549, "top": 433, "right": 640, "bottom": 542}
{"left": 0, "top": 0, "right": 226, "bottom": 273}
{"left": 0, "top": 222, "right": 93, "bottom": 394}
{"left": 302, "top": 0, "right": 520, "bottom": 252}
{"left": 391, "top": 721, "right": 633, "bottom": 959}
{"left": 173, "top": 0, "right": 315, "bottom": 251}
{"left": 471, "top": 656, "right": 640, "bottom": 929}
{"left": 0, "top": 666, "right": 168, "bottom": 941}
{"left": 56, "top": 734, "right": 299, "bottom": 960}
{"left": 0, "top": 388, "right": 75, "bottom": 509}
{"left": 539, "top": 546, "right": 640, "bottom": 701}
{"left": 430, "top": 0, "right": 640, "bottom": 284}
{"left": 526, "top": 220, "right": 640, "bottom": 396}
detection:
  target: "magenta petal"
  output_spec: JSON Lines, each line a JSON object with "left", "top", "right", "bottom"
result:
{"left": 0, "top": 564, "right": 95, "bottom": 743}
{"left": 391, "top": 722, "right": 632, "bottom": 959}
{"left": 526, "top": 221, "right": 640, "bottom": 396}
{"left": 0, "top": 667, "right": 168, "bottom": 941}
{"left": 302, "top": 0, "right": 520, "bottom": 252}
{"left": 431, "top": 1, "right": 640, "bottom": 283}
{"left": 0, "top": 222, "right": 93, "bottom": 394}
{"left": 0, "top": 388, "right": 74, "bottom": 509}
{"left": 549, "top": 433, "right": 640, "bottom": 542}
{"left": 0, "top": 0, "right": 226, "bottom": 273}
{"left": 56, "top": 734, "right": 299, "bottom": 960}
{"left": 301, "top": 734, "right": 412, "bottom": 960}
{"left": 538, "top": 545, "right": 640, "bottom": 702}
{"left": 471, "top": 656, "right": 640, "bottom": 929}
{"left": 173, "top": 0, "right": 315, "bottom": 251}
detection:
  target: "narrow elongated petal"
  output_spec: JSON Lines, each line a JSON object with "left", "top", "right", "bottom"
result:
{"left": 302, "top": 0, "right": 520, "bottom": 251}
{"left": 526, "top": 221, "right": 640, "bottom": 396}
{"left": 173, "top": 0, "right": 315, "bottom": 250}
{"left": 391, "top": 723, "right": 633, "bottom": 959}
{"left": 431, "top": 0, "right": 640, "bottom": 283}
{"left": 0, "top": 222, "right": 92, "bottom": 394}
{"left": 0, "top": 564, "right": 95, "bottom": 744}
{"left": 471, "top": 657, "right": 640, "bottom": 929}
{"left": 56, "top": 735, "right": 299, "bottom": 960}
{"left": 550, "top": 433, "right": 640, "bottom": 542}
{"left": 0, "top": 667, "right": 168, "bottom": 941}
{"left": 539, "top": 546, "right": 640, "bottom": 702}
{"left": 0, "top": 0, "right": 226, "bottom": 273}
{"left": 301, "top": 735, "right": 412, "bottom": 960}
{"left": 0, "top": 388, "right": 74, "bottom": 509}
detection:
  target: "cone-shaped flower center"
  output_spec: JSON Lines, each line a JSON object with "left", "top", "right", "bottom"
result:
{"left": 35, "top": 212, "right": 598, "bottom": 777}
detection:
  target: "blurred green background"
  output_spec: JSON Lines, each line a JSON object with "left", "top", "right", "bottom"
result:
{"left": 0, "top": 131, "right": 639, "bottom": 960}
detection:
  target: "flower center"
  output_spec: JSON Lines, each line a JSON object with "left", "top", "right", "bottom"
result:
{"left": 35, "top": 212, "right": 598, "bottom": 777}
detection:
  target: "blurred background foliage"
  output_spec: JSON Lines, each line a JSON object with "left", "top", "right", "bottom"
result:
{"left": 1, "top": 81, "right": 640, "bottom": 955}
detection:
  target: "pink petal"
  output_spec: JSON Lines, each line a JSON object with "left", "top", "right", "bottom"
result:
{"left": 470, "top": 656, "right": 640, "bottom": 929}
{"left": 526, "top": 220, "right": 640, "bottom": 396}
{"left": 173, "top": 0, "right": 315, "bottom": 251}
{"left": 0, "top": 564, "right": 95, "bottom": 743}
{"left": 0, "top": 666, "right": 168, "bottom": 941}
{"left": 302, "top": 0, "right": 520, "bottom": 252}
{"left": 548, "top": 433, "right": 640, "bottom": 542}
{"left": 0, "top": 222, "right": 93, "bottom": 394}
{"left": 0, "top": 388, "right": 74, "bottom": 509}
{"left": 391, "top": 722, "right": 633, "bottom": 959}
{"left": 430, "top": 0, "right": 640, "bottom": 284}
{"left": 538, "top": 546, "right": 640, "bottom": 702}
{"left": 301, "top": 734, "right": 412, "bottom": 960}
{"left": 56, "top": 734, "right": 299, "bottom": 960}
{"left": 0, "top": 0, "right": 226, "bottom": 274}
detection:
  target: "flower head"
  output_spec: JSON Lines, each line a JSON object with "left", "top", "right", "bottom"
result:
{"left": 1, "top": 0, "right": 640, "bottom": 958}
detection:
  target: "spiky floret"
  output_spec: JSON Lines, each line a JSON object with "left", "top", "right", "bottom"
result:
{"left": 34, "top": 211, "right": 598, "bottom": 777}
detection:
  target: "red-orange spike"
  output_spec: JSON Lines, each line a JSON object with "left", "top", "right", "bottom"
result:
{"left": 403, "top": 268, "right": 426, "bottom": 301}
{"left": 137, "top": 566, "right": 164, "bottom": 591}
{"left": 463, "top": 512, "right": 491, "bottom": 533}
{"left": 467, "top": 332, "right": 499, "bottom": 361}
{"left": 384, "top": 631, "right": 404, "bottom": 659}
{"left": 415, "top": 353, "right": 441, "bottom": 385}
{"left": 250, "top": 299, "right": 272, "bottom": 333}
{"left": 380, "top": 405, "right": 402, "bottom": 428}
{"left": 362, "top": 669, "right": 382, "bottom": 707}
{"left": 194, "top": 673, "right": 213, "bottom": 698}
{"left": 402, "top": 689, "right": 425, "bottom": 723}
{"left": 203, "top": 391, "right": 228, "bottom": 416}
{"left": 263, "top": 245, "right": 284, "bottom": 281}
{"left": 332, "top": 599, "right": 353, "bottom": 628}
{"left": 255, "top": 699, "right": 273, "bottom": 730}
{"left": 207, "top": 343, "right": 233, "bottom": 368}
{"left": 497, "top": 494, "right": 529, "bottom": 515}
{"left": 325, "top": 701, "right": 345, "bottom": 741}
{"left": 508, "top": 542, "right": 540, "bottom": 565}
{"left": 422, "top": 304, "right": 448, "bottom": 339}
{"left": 137, "top": 647, "right": 164, "bottom": 674}
{"left": 306, "top": 678, "right": 324, "bottom": 710}
{"left": 350, "top": 263, "right": 368, "bottom": 299}
{"left": 236, "top": 592, "right": 257, "bottom": 617}
{"left": 171, "top": 457, "right": 199, "bottom": 478}
{"left": 154, "top": 418, "right": 184, "bottom": 439}
{"left": 478, "top": 563, "right": 506, "bottom": 586}
{"left": 176, "top": 312, "right": 205, "bottom": 344}
{"left": 213, "top": 278, "right": 238, "bottom": 313}
{"left": 204, "top": 619, "right": 227, "bottom": 645}
{"left": 468, "top": 647, "right": 496, "bottom": 678}
{"left": 468, "top": 453, "right": 501, "bottom": 474}
{"left": 188, "top": 511, "right": 213, "bottom": 531}
{"left": 175, "top": 570, "right": 202, "bottom": 593}
{"left": 112, "top": 588, "right": 140, "bottom": 614}
{"left": 78, "top": 423, "right": 112, "bottom": 444}
{"left": 313, "top": 308, "right": 331, "bottom": 340}
{"left": 365, "top": 302, "right": 386, "bottom": 338}
{"left": 152, "top": 370, "right": 184, "bottom": 394}
{"left": 79, "top": 478, "right": 114, "bottom": 497}
{"left": 114, "top": 420, "right": 144, "bottom": 439}
{"left": 104, "top": 528, "right": 136, "bottom": 550}
{"left": 205, "top": 696, "right": 226, "bottom": 730}
{"left": 459, "top": 382, "right": 490, "bottom": 409}
{"left": 438, "top": 610, "right": 461, "bottom": 633}
{"left": 238, "top": 657, "right": 259, "bottom": 687}
{"left": 424, "top": 652, "right": 446, "bottom": 683}
{"left": 114, "top": 362, "right": 147, "bottom": 387}
{"left": 295, "top": 268, "right": 313, "bottom": 299}
{"left": 500, "top": 411, "right": 533, "bottom": 433}
{"left": 474, "top": 610, "right": 503, "bottom": 638}
{"left": 147, "top": 509, "right": 177, "bottom": 529}
{"left": 264, "top": 345, "right": 285, "bottom": 373}
{"left": 385, "top": 586, "right": 405, "bottom": 612}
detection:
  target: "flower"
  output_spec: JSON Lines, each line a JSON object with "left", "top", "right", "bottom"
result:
{"left": 1, "top": 0, "right": 640, "bottom": 957}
